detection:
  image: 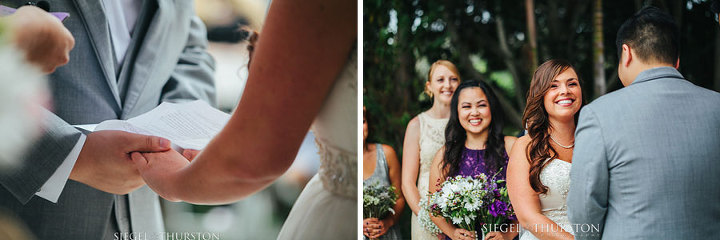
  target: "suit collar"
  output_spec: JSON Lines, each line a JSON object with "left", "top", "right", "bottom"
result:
{"left": 632, "top": 67, "right": 685, "bottom": 85}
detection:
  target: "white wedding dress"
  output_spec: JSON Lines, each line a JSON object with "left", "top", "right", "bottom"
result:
{"left": 518, "top": 159, "right": 574, "bottom": 240}
{"left": 276, "top": 51, "right": 357, "bottom": 239}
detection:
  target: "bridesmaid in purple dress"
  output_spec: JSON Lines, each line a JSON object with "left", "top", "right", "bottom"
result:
{"left": 428, "top": 80, "right": 519, "bottom": 240}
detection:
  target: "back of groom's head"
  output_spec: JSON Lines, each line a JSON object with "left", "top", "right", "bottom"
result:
{"left": 616, "top": 6, "right": 680, "bottom": 65}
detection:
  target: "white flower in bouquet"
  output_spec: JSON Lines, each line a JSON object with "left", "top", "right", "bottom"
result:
{"left": 417, "top": 195, "right": 441, "bottom": 234}
{"left": 362, "top": 181, "right": 398, "bottom": 219}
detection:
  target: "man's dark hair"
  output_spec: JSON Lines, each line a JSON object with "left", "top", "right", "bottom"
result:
{"left": 616, "top": 6, "right": 680, "bottom": 65}
{"left": 712, "top": 0, "right": 720, "bottom": 14}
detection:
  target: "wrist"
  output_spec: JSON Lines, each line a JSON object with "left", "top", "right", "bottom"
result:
{"left": 381, "top": 218, "right": 394, "bottom": 228}
{"left": 68, "top": 150, "right": 87, "bottom": 183}
{"left": 160, "top": 165, "right": 186, "bottom": 202}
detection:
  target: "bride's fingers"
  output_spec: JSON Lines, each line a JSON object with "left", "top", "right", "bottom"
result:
{"left": 130, "top": 152, "right": 148, "bottom": 169}
{"left": 182, "top": 149, "right": 200, "bottom": 161}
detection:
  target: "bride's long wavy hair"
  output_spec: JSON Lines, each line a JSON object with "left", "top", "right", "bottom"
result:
{"left": 523, "top": 59, "right": 584, "bottom": 194}
{"left": 442, "top": 80, "right": 506, "bottom": 177}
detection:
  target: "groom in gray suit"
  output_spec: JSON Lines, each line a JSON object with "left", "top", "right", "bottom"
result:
{"left": 0, "top": 0, "right": 215, "bottom": 239}
{"left": 568, "top": 7, "right": 720, "bottom": 239}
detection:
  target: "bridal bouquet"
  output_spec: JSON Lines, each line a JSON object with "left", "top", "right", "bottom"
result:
{"left": 362, "top": 182, "right": 398, "bottom": 219}
{"left": 426, "top": 174, "right": 490, "bottom": 232}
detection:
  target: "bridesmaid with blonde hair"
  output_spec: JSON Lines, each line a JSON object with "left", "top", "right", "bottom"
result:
{"left": 401, "top": 60, "right": 461, "bottom": 240}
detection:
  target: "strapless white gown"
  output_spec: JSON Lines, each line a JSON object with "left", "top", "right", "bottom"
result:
{"left": 276, "top": 51, "right": 357, "bottom": 239}
{"left": 518, "top": 159, "right": 574, "bottom": 240}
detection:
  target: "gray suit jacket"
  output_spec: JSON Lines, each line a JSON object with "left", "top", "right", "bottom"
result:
{"left": 568, "top": 67, "right": 720, "bottom": 239}
{"left": 0, "top": 0, "right": 215, "bottom": 239}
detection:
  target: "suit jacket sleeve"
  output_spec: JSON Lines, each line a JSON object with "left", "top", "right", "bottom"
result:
{"left": 0, "top": 107, "right": 82, "bottom": 204}
{"left": 160, "top": 16, "right": 216, "bottom": 106}
{"left": 568, "top": 106, "right": 609, "bottom": 240}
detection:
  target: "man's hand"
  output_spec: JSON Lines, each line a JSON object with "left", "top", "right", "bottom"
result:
{"left": 7, "top": 6, "right": 74, "bottom": 73}
{"left": 69, "top": 130, "right": 171, "bottom": 195}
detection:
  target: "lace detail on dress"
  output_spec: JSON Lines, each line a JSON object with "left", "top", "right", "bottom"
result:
{"left": 539, "top": 159, "right": 572, "bottom": 234}
{"left": 417, "top": 112, "right": 448, "bottom": 174}
{"left": 412, "top": 112, "right": 448, "bottom": 240}
{"left": 519, "top": 159, "right": 573, "bottom": 240}
{"left": 316, "top": 139, "right": 356, "bottom": 199}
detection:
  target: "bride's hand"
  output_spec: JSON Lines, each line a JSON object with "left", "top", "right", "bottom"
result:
{"left": 182, "top": 149, "right": 200, "bottom": 161}
{"left": 130, "top": 150, "right": 191, "bottom": 201}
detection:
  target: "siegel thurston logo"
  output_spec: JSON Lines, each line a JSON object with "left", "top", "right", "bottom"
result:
{"left": 113, "top": 232, "right": 221, "bottom": 240}
{"left": 480, "top": 223, "right": 601, "bottom": 234}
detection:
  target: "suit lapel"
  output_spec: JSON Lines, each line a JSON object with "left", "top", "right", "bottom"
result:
{"left": 117, "top": 0, "right": 156, "bottom": 109}
{"left": 72, "top": 0, "right": 121, "bottom": 108}
{"left": 120, "top": 0, "right": 169, "bottom": 117}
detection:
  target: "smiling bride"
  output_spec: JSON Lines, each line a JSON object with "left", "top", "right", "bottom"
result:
{"left": 507, "top": 59, "right": 584, "bottom": 240}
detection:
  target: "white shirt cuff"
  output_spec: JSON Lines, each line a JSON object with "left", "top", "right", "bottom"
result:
{"left": 35, "top": 134, "right": 86, "bottom": 203}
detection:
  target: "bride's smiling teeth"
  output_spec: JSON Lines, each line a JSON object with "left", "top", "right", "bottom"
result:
{"left": 440, "top": 90, "right": 453, "bottom": 96}
{"left": 556, "top": 98, "right": 574, "bottom": 106}
{"left": 469, "top": 118, "right": 482, "bottom": 126}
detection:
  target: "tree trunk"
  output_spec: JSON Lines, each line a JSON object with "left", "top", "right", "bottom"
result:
{"left": 565, "top": 2, "right": 590, "bottom": 58}
{"left": 393, "top": 3, "right": 413, "bottom": 114}
{"left": 525, "top": 0, "right": 538, "bottom": 72}
{"left": 715, "top": 27, "right": 720, "bottom": 91}
{"left": 593, "top": 0, "right": 606, "bottom": 99}
{"left": 495, "top": 15, "right": 526, "bottom": 112}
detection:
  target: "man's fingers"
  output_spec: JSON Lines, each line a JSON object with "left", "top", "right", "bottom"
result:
{"left": 123, "top": 132, "right": 171, "bottom": 152}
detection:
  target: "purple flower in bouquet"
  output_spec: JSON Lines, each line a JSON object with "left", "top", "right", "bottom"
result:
{"left": 477, "top": 170, "right": 516, "bottom": 236}
{"left": 489, "top": 200, "right": 508, "bottom": 217}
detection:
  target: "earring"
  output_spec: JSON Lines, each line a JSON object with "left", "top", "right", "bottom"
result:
{"left": 425, "top": 88, "right": 433, "bottom": 98}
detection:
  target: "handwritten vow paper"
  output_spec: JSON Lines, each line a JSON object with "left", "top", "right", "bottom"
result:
{"left": 75, "top": 101, "right": 230, "bottom": 150}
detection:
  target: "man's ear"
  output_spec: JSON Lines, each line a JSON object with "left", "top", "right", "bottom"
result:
{"left": 621, "top": 44, "right": 632, "bottom": 67}
{"left": 674, "top": 57, "right": 680, "bottom": 69}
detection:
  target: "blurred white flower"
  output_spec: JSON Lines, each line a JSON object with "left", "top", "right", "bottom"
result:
{"left": 0, "top": 44, "right": 48, "bottom": 169}
{"left": 452, "top": 216, "right": 461, "bottom": 225}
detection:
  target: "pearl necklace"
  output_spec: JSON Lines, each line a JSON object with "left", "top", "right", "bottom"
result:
{"left": 550, "top": 135, "right": 574, "bottom": 149}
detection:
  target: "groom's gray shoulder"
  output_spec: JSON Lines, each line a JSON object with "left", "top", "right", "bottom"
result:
{"left": 693, "top": 85, "right": 720, "bottom": 103}
{"left": 577, "top": 88, "right": 628, "bottom": 119}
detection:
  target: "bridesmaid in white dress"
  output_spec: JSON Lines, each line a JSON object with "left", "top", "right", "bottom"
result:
{"left": 507, "top": 60, "right": 584, "bottom": 240}
{"left": 401, "top": 60, "right": 460, "bottom": 240}
{"left": 129, "top": 0, "right": 357, "bottom": 238}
